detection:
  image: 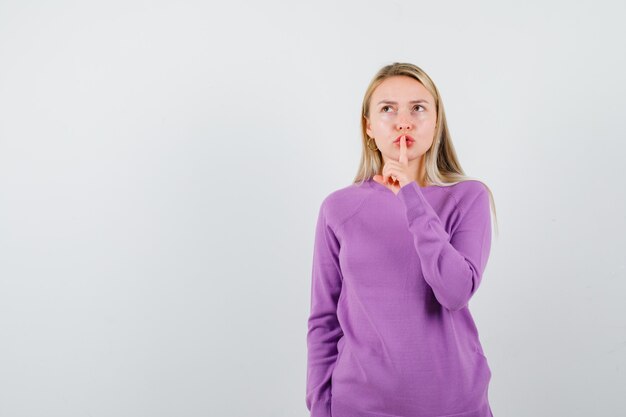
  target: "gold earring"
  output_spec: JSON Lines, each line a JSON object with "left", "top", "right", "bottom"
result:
{"left": 367, "top": 137, "right": 379, "bottom": 151}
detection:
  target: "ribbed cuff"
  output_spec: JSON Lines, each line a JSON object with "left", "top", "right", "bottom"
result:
{"left": 310, "top": 397, "right": 332, "bottom": 417}
{"left": 397, "top": 181, "right": 427, "bottom": 220}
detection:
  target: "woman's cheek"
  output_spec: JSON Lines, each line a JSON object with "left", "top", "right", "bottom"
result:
{"left": 374, "top": 119, "right": 390, "bottom": 130}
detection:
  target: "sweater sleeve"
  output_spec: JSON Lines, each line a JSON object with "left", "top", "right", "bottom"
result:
{"left": 396, "top": 181, "right": 492, "bottom": 311}
{"left": 306, "top": 199, "right": 344, "bottom": 417}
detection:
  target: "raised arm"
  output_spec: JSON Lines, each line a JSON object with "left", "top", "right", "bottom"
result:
{"left": 397, "top": 181, "right": 492, "bottom": 311}
{"left": 305, "top": 199, "right": 344, "bottom": 417}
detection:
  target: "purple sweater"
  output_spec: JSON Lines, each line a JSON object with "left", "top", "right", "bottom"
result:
{"left": 306, "top": 178, "right": 494, "bottom": 417}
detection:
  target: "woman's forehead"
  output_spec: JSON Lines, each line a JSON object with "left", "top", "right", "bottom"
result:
{"left": 373, "top": 76, "right": 433, "bottom": 102}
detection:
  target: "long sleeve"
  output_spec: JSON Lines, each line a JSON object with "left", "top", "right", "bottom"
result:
{"left": 306, "top": 199, "right": 344, "bottom": 417}
{"left": 397, "top": 181, "right": 492, "bottom": 311}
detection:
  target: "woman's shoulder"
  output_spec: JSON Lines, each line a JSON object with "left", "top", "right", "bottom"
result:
{"left": 317, "top": 181, "right": 371, "bottom": 228}
{"left": 451, "top": 178, "right": 489, "bottom": 193}
{"left": 446, "top": 178, "right": 490, "bottom": 210}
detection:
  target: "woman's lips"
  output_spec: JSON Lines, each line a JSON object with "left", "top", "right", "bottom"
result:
{"left": 394, "top": 135, "right": 415, "bottom": 145}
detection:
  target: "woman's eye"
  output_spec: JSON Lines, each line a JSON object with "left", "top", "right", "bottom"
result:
{"left": 381, "top": 105, "right": 425, "bottom": 112}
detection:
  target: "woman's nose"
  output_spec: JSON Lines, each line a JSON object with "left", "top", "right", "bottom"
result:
{"left": 396, "top": 120, "right": 413, "bottom": 131}
{"left": 396, "top": 110, "right": 414, "bottom": 130}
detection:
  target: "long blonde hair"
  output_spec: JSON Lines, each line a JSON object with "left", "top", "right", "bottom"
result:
{"left": 354, "top": 62, "right": 499, "bottom": 237}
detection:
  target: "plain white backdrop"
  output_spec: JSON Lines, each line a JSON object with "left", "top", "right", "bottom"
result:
{"left": 1, "top": 1, "right": 625, "bottom": 416}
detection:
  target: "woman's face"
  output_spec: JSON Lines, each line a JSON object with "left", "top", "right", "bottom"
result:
{"left": 365, "top": 75, "right": 437, "bottom": 164}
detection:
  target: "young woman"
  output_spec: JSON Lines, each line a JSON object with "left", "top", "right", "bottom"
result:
{"left": 306, "top": 62, "right": 499, "bottom": 417}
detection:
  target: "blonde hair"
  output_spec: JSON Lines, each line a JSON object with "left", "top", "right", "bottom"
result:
{"left": 354, "top": 62, "right": 499, "bottom": 237}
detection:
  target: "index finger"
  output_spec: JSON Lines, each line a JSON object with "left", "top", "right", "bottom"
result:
{"left": 399, "top": 135, "right": 408, "bottom": 164}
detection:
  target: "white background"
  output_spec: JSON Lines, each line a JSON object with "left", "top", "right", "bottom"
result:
{"left": 1, "top": 1, "right": 625, "bottom": 416}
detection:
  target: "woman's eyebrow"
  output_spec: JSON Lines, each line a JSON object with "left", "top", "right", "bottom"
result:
{"left": 377, "top": 99, "right": 430, "bottom": 105}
